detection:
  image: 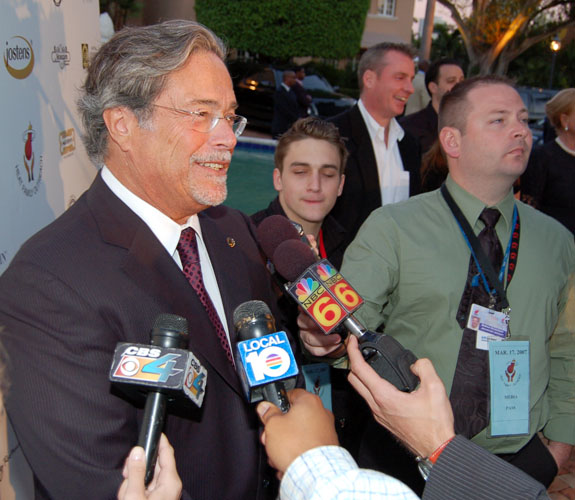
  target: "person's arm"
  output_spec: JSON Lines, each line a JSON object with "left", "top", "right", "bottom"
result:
{"left": 347, "top": 335, "right": 454, "bottom": 458}
{"left": 0, "top": 263, "right": 137, "bottom": 498}
{"left": 424, "top": 436, "right": 550, "bottom": 500}
{"left": 543, "top": 268, "right": 575, "bottom": 469}
{"left": 347, "top": 336, "right": 551, "bottom": 500}
{"left": 256, "top": 390, "right": 418, "bottom": 500}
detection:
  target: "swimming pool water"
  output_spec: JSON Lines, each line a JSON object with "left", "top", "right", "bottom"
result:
{"left": 224, "top": 147, "right": 277, "bottom": 215}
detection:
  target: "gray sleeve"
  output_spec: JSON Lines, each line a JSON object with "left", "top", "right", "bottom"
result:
{"left": 423, "top": 435, "right": 550, "bottom": 500}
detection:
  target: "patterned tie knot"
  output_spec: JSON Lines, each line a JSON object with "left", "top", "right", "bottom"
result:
{"left": 479, "top": 208, "right": 500, "bottom": 229}
{"left": 177, "top": 227, "right": 199, "bottom": 267}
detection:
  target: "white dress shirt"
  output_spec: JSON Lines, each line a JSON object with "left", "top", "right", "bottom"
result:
{"left": 358, "top": 99, "right": 410, "bottom": 205}
{"left": 101, "top": 166, "right": 231, "bottom": 343}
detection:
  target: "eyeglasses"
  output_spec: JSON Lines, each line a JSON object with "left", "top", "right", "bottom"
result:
{"left": 152, "top": 104, "right": 247, "bottom": 137}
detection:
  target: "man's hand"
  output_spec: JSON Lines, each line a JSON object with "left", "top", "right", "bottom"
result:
{"left": 257, "top": 389, "right": 339, "bottom": 477}
{"left": 298, "top": 312, "right": 345, "bottom": 357}
{"left": 347, "top": 335, "right": 454, "bottom": 458}
{"left": 546, "top": 440, "right": 573, "bottom": 471}
{"left": 117, "top": 434, "right": 182, "bottom": 500}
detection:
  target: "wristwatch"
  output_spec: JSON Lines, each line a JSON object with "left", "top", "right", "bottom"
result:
{"left": 415, "top": 456, "right": 433, "bottom": 481}
{"left": 415, "top": 436, "right": 455, "bottom": 481}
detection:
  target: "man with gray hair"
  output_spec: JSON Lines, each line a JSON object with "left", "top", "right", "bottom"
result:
{"left": 328, "top": 42, "right": 422, "bottom": 247}
{"left": 0, "top": 20, "right": 288, "bottom": 500}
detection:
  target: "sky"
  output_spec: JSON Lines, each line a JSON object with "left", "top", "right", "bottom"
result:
{"left": 413, "top": 0, "right": 455, "bottom": 35}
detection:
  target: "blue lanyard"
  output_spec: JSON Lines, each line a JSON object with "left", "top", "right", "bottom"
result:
{"left": 458, "top": 205, "right": 518, "bottom": 297}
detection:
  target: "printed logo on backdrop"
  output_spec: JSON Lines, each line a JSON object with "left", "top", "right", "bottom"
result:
{"left": 4, "top": 36, "right": 35, "bottom": 79}
{"left": 59, "top": 128, "right": 76, "bottom": 156}
{"left": 81, "top": 43, "right": 89, "bottom": 69}
{"left": 51, "top": 45, "right": 70, "bottom": 69}
{"left": 15, "top": 123, "right": 43, "bottom": 197}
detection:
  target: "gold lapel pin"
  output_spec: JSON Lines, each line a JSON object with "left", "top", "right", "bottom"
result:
{"left": 226, "top": 237, "right": 236, "bottom": 248}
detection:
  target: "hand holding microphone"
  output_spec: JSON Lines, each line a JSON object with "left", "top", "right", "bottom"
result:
{"left": 257, "top": 215, "right": 419, "bottom": 392}
{"left": 233, "top": 300, "right": 299, "bottom": 413}
{"left": 109, "top": 314, "right": 207, "bottom": 485}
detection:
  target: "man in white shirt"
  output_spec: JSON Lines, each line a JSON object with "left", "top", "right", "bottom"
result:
{"left": 328, "top": 42, "right": 422, "bottom": 247}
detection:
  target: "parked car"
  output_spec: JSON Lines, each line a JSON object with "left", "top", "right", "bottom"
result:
{"left": 516, "top": 87, "right": 558, "bottom": 146}
{"left": 232, "top": 66, "right": 356, "bottom": 131}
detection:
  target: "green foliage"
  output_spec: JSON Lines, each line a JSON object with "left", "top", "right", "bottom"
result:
{"left": 429, "top": 24, "right": 469, "bottom": 68}
{"left": 196, "top": 0, "right": 370, "bottom": 59}
{"left": 99, "top": 0, "right": 142, "bottom": 30}
{"left": 509, "top": 39, "right": 575, "bottom": 89}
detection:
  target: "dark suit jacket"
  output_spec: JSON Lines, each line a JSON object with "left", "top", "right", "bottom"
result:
{"left": 292, "top": 81, "right": 311, "bottom": 117}
{"left": 0, "top": 174, "right": 281, "bottom": 500}
{"left": 328, "top": 104, "right": 421, "bottom": 246}
{"left": 399, "top": 102, "right": 438, "bottom": 154}
{"left": 271, "top": 86, "right": 299, "bottom": 138}
{"left": 250, "top": 196, "right": 348, "bottom": 269}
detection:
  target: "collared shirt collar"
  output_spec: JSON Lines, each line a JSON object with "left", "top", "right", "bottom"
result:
{"left": 101, "top": 165, "right": 202, "bottom": 258}
{"left": 444, "top": 175, "right": 516, "bottom": 232}
{"left": 281, "top": 83, "right": 291, "bottom": 92}
{"left": 358, "top": 98, "right": 405, "bottom": 146}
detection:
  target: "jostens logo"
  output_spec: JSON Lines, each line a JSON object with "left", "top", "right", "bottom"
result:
{"left": 4, "top": 36, "right": 34, "bottom": 79}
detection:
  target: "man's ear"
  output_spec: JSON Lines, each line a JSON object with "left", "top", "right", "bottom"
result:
{"left": 363, "top": 69, "right": 376, "bottom": 90}
{"left": 272, "top": 168, "right": 283, "bottom": 192}
{"left": 428, "top": 81, "right": 438, "bottom": 96}
{"left": 439, "top": 126, "right": 461, "bottom": 159}
{"left": 337, "top": 174, "right": 345, "bottom": 197}
{"left": 102, "top": 107, "right": 140, "bottom": 153}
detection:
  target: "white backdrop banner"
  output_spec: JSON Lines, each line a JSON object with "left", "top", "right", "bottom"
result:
{"left": 1, "top": 0, "right": 100, "bottom": 275}
{"left": 1, "top": 2, "right": 100, "bottom": 498}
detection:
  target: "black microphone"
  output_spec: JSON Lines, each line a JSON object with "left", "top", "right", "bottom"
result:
{"left": 233, "top": 300, "right": 298, "bottom": 413}
{"left": 272, "top": 240, "right": 419, "bottom": 393}
{"left": 109, "top": 314, "right": 207, "bottom": 485}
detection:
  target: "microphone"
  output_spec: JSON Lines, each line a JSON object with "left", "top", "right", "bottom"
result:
{"left": 233, "top": 300, "right": 298, "bottom": 413}
{"left": 109, "top": 313, "right": 207, "bottom": 485}
{"left": 271, "top": 239, "right": 419, "bottom": 393}
{"left": 256, "top": 214, "right": 302, "bottom": 261}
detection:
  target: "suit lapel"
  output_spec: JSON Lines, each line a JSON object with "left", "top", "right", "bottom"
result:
{"left": 199, "top": 209, "right": 252, "bottom": 341}
{"left": 349, "top": 106, "right": 382, "bottom": 207}
{"left": 88, "top": 175, "right": 243, "bottom": 396}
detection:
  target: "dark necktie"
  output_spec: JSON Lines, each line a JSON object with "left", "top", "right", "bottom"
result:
{"left": 450, "top": 207, "right": 502, "bottom": 438}
{"left": 177, "top": 228, "right": 234, "bottom": 365}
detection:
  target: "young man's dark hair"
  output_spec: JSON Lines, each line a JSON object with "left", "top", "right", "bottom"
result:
{"left": 274, "top": 117, "right": 348, "bottom": 174}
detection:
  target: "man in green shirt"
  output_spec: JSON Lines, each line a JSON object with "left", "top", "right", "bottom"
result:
{"left": 299, "top": 76, "right": 575, "bottom": 490}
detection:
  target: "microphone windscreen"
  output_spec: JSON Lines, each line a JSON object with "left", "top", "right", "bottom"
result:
{"left": 153, "top": 313, "right": 189, "bottom": 334}
{"left": 233, "top": 300, "right": 272, "bottom": 327}
{"left": 273, "top": 240, "right": 318, "bottom": 282}
{"left": 256, "top": 215, "right": 301, "bottom": 260}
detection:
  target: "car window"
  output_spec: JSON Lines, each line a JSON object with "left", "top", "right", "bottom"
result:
{"left": 244, "top": 69, "right": 276, "bottom": 90}
{"left": 302, "top": 75, "right": 334, "bottom": 92}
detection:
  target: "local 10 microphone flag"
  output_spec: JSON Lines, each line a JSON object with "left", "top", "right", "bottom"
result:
{"left": 235, "top": 331, "right": 298, "bottom": 403}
